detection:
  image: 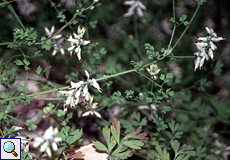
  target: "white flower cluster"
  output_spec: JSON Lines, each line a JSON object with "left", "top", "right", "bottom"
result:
{"left": 44, "top": 25, "right": 65, "bottom": 56}
{"left": 194, "top": 26, "right": 225, "bottom": 71}
{"left": 123, "top": 0, "right": 146, "bottom": 17}
{"left": 66, "top": 26, "right": 92, "bottom": 61}
{"left": 58, "top": 70, "right": 102, "bottom": 117}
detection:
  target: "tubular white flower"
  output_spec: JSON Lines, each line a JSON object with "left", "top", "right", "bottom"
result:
{"left": 44, "top": 25, "right": 65, "bottom": 56}
{"left": 70, "top": 80, "right": 84, "bottom": 89}
{"left": 194, "top": 52, "right": 200, "bottom": 57}
{"left": 11, "top": 126, "right": 25, "bottom": 132}
{"left": 194, "top": 56, "right": 201, "bottom": 71}
{"left": 200, "top": 47, "right": 209, "bottom": 61}
{"left": 195, "top": 41, "right": 208, "bottom": 50}
{"left": 44, "top": 25, "right": 62, "bottom": 39}
{"left": 197, "top": 36, "right": 208, "bottom": 41}
{"left": 193, "top": 26, "right": 225, "bottom": 71}
{"left": 209, "top": 41, "right": 217, "bottom": 51}
{"left": 123, "top": 0, "right": 146, "bottom": 17}
{"left": 208, "top": 48, "right": 214, "bottom": 60}
{"left": 85, "top": 70, "right": 90, "bottom": 79}
{"left": 199, "top": 57, "right": 205, "bottom": 70}
{"left": 82, "top": 85, "right": 90, "bottom": 102}
{"left": 211, "top": 36, "right": 226, "bottom": 42}
{"left": 58, "top": 89, "right": 74, "bottom": 96}
{"left": 205, "top": 25, "right": 211, "bottom": 34}
{"left": 89, "top": 78, "right": 102, "bottom": 93}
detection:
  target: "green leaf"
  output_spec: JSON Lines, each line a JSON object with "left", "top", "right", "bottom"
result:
{"left": 179, "top": 14, "right": 187, "bottom": 22}
{"left": 123, "top": 140, "right": 144, "bottom": 149}
{"left": 57, "top": 109, "right": 65, "bottom": 117}
{"left": 133, "top": 112, "right": 140, "bottom": 122}
{"left": 162, "top": 106, "right": 171, "bottom": 114}
{"left": 23, "top": 59, "right": 30, "bottom": 66}
{"left": 160, "top": 74, "right": 165, "bottom": 80}
{"left": 26, "top": 120, "right": 37, "bottom": 131}
{"left": 99, "top": 47, "right": 107, "bottom": 55}
{"left": 213, "top": 60, "right": 224, "bottom": 75}
{"left": 168, "top": 121, "right": 178, "bottom": 133}
{"left": 112, "top": 146, "right": 132, "bottom": 159}
{"left": 93, "top": 141, "right": 108, "bottom": 152}
{"left": 14, "top": 59, "right": 24, "bottom": 66}
{"left": 196, "top": 146, "right": 207, "bottom": 158}
{"left": 155, "top": 144, "right": 170, "bottom": 160}
{"left": 17, "top": 85, "right": 29, "bottom": 93}
{"left": 103, "top": 125, "right": 110, "bottom": 147}
{"left": 111, "top": 117, "right": 120, "bottom": 144}
{"left": 123, "top": 126, "right": 149, "bottom": 141}
{"left": 166, "top": 73, "right": 173, "bottom": 79}
{"left": 36, "top": 66, "right": 42, "bottom": 75}
{"left": 171, "top": 140, "right": 180, "bottom": 154}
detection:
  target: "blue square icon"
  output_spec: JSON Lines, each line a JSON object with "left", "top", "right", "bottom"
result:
{"left": 0, "top": 138, "right": 21, "bottom": 160}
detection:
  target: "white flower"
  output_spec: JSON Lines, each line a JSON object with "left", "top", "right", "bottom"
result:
{"left": 66, "top": 26, "right": 92, "bottom": 60}
{"left": 58, "top": 89, "right": 75, "bottom": 96}
{"left": 52, "top": 43, "right": 65, "bottom": 56}
{"left": 44, "top": 25, "right": 62, "bottom": 39}
{"left": 44, "top": 25, "right": 65, "bottom": 56}
{"left": 33, "top": 126, "right": 62, "bottom": 158}
{"left": 194, "top": 56, "right": 201, "bottom": 71}
{"left": 82, "top": 96, "right": 101, "bottom": 118}
{"left": 193, "top": 26, "right": 225, "bottom": 71}
{"left": 59, "top": 70, "right": 102, "bottom": 113}
{"left": 82, "top": 85, "right": 90, "bottom": 102}
{"left": 123, "top": 0, "right": 146, "bottom": 17}
{"left": 89, "top": 78, "right": 102, "bottom": 93}
{"left": 85, "top": 69, "right": 90, "bottom": 80}
{"left": 10, "top": 126, "right": 25, "bottom": 132}
{"left": 70, "top": 80, "right": 84, "bottom": 89}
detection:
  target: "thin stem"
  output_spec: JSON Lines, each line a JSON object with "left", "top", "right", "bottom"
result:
{"left": 172, "top": 5, "right": 201, "bottom": 51}
{"left": 174, "top": 56, "right": 194, "bottom": 58}
{"left": 6, "top": 114, "right": 41, "bottom": 137}
{"left": 135, "top": 71, "right": 161, "bottom": 87}
{"left": 30, "top": 97, "right": 63, "bottom": 100}
{"left": 96, "top": 69, "right": 136, "bottom": 81}
{"left": 168, "top": 0, "right": 176, "bottom": 48}
{"left": 41, "top": 1, "right": 97, "bottom": 42}
{"left": 0, "top": 69, "right": 137, "bottom": 103}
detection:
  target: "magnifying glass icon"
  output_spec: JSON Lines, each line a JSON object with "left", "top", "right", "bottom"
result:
{"left": 3, "top": 141, "right": 18, "bottom": 157}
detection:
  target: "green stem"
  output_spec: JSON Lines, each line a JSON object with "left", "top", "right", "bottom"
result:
{"left": 96, "top": 69, "right": 136, "bottom": 81}
{"left": 168, "top": 0, "right": 176, "bottom": 48}
{"left": 174, "top": 56, "right": 194, "bottom": 58}
{"left": 6, "top": 114, "right": 41, "bottom": 137}
{"left": 172, "top": 5, "right": 201, "bottom": 51}
{"left": 30, "top": 97, "right": 63, "bottom": 100}
{"left": 0, "top": 69, "right": 137, "bottom": 103}
{"left": 135, "top": 71, "right": 161, "bottom": 87}
{"left": 41, "top": 1, "right": 97, "bottom": 42}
